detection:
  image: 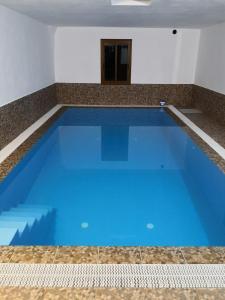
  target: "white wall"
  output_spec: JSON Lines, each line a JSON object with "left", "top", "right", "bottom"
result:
{"left": 0, "top": 5, "right": 55, "bottom": 107}
{"left": 55, "top": 27, "right": 200, "bottom": 84}
{"left": 195, "top": 22, "right": 225, "bottom": 95}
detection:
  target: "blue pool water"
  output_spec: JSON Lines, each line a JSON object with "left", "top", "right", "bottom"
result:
{"left": 0, "top": 108, "right": 225, "bottom": 246}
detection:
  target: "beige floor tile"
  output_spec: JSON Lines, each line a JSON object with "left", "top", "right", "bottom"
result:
{"left": 44, "top": 288, "right": 196, "bottom": 300}
{"left": 0, "top": 287, "right": 44, "bottom": 300}
{"left": 181, "top": 247, "right": 225, "bottom": 264}
{"left": 195, "top": 289, "right": 225, "bottom": 300}
{"left": 10, "top": 246, "right": 56, "bottom": 263}
{"left": 0, "top": 246, "right": 14, "bottom": 263}
{"left": 54, "top": 247, "right": 99, "bottom": 264}
{"left": 140, "top": 247, "right": 185, "bottom": 264}
{"left": 98, "top": 247, "right": 141, "bottom": 264}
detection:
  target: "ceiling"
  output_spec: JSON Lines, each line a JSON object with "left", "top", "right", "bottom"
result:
{"left": 1, "top": 0, "right": 225, "bottom": 28}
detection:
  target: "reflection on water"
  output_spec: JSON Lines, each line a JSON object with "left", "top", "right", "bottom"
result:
{"left": 101, "top": 126, "right": 129, "bottom": 161}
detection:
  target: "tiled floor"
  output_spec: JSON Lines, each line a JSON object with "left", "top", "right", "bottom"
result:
{"left": 184, "top": 112, "right": 225, "bottom": 149}
{"left": 1, "top": 246, "right": 225, "bottom": 264}
{"left": 179, "top": 109, "right": 225, "bottom": 173}
{"left": 167, "top": 108, "right": 225, "bottom": 173}
{"left": 0, "top": 287, "right": 225, "bottom": 299}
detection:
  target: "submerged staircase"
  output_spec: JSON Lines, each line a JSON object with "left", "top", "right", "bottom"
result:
{"left": 0, "top": 204, "right": 55, "bottom": 245}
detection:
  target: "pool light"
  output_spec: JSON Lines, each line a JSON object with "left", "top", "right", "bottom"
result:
{"left": 146, "top": 223, "right": 154, "bottom": 230}
{"left": 111, "top": 0, "right": 152, "bottom": 6}
{"left": 81, "top": 222, "right": 89, "bottom": 229}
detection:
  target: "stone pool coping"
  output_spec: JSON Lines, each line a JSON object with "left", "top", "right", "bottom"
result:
{"left": 0, "top": 105, "right": 224, "bottom": 265}
{"left": 1, "top": 246, "right": 225, "bottom": 264}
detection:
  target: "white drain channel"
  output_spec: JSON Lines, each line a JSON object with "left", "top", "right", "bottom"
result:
{"left": 0, "top": 264, "right": 225, "bottom": 288}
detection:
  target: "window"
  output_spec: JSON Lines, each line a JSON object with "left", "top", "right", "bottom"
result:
{"left": 101, "top": 39, "right": 132, "bottom": 85}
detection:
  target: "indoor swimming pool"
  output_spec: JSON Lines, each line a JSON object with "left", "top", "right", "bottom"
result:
{"left": 0, "top": 107, "right": 224, "bottom": 246}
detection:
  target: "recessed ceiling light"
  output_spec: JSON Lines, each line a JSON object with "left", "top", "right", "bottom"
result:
{"left": 111, "top": 0, "right": 152, "bottom": 6}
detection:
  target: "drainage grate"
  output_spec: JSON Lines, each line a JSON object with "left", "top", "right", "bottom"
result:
{"left": 0, "top": 264, "right": 225, "bottom": 288}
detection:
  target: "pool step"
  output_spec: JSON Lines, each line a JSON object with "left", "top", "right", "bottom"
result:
{"left": 0, "top": 228, "right": 19, "bottom": 245}
{"left": 0, "top": 204, "right": 55, "bottom": 246}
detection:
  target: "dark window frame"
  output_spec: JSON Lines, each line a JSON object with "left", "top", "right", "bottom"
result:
{"left": 101, "top": 39, "right": 132, "bottom": 85}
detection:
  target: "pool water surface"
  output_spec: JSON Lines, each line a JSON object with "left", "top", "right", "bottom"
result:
{"left": 0, "top": 108, "right": 225, "bottom": 246}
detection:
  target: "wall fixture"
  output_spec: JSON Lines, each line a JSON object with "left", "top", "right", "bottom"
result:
{"left": 111, "top": 0, "right": 152, "bottom": 6}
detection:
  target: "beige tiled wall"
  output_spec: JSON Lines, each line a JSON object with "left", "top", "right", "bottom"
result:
{"left": 0, "top": 84, "right": 57, "bottom": 150}
{"left": 192, "top": 85, "right": 225, "bottom": 126}
{"left": 56, "top": 83, "right": 193, "bottom": 107}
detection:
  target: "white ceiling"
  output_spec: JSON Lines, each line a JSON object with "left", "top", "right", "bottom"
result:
{"left": 1, "top": 0, "right": 225, "bottom": 28}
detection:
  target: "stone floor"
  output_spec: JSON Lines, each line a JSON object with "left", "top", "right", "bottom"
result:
{"left": 183, "top": 111, "right": 225, "bottom": 149}
{"left": 1, "top": 246, "right": 225, "bottom": 264}
{"left": 0, "top": 287, "right": 225, "bottom": 300}
{"left": 1, "top": 246, "right": 225, "bottom": 298}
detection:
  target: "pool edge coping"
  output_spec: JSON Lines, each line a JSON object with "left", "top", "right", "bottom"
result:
{"left": 0, "top": 104, "right": 63, "bottom": 165}
{"left": 168, "top": 105, "right": 225, "bottom": 161}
